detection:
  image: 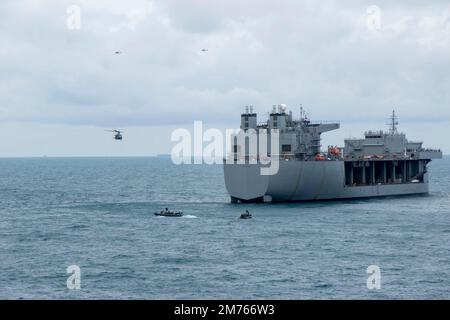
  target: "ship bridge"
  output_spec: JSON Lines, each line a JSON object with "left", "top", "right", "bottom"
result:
{"left": 234, "top": 105, "right": 340, "bottom": 161}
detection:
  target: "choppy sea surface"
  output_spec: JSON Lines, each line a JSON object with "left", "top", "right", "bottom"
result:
{"left": 0, "top": 156, "right": 449, "bottom": 299}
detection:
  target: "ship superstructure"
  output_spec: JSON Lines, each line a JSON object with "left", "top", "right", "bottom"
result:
{"left": 223, "top": 106, "right": 442, "bottom": 203}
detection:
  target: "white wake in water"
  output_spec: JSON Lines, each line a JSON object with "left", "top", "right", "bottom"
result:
{"left": 183, "top": 215, "right": 197, "bottom": 219}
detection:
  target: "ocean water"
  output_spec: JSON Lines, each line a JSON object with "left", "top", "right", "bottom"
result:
{"left": 0, "top": 156, "right": 449, "bottom": 299}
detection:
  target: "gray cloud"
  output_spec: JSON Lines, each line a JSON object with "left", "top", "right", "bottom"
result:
{"left": 1, "top": 0, "right": 449, "bottom": 155}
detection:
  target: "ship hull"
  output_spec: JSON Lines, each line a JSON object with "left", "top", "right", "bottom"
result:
{"left": 223, "top": 160, "right": 429, "bottom": 202}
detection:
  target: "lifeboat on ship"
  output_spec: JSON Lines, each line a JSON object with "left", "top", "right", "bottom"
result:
{"left": 315, "top": 153, "right": 326, "bottom": 161}
{"left": 328, "top": 146, "right": 341, "bottom": 157}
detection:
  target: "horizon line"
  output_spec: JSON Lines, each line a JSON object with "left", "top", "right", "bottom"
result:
{"left": 0, "top": 154, "right": 449, "bottom": 159}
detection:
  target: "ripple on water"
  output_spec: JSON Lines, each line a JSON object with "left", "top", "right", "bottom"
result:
{"left": 1, "top": 157, "right": 450, "bottom": 299}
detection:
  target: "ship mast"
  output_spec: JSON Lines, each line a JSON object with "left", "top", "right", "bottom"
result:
{"left": 389, "top": 110, "right": 399, "bottom": 134}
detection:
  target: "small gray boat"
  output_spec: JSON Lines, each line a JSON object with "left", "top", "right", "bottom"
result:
{"left": 154, "top": 211, "right": 183, "bottom": 217}
{"left": 155, "top": 208, "right": 183, "bottom": 217}
{"left": 240, "top": 211, "right": 252, "bottom": 219}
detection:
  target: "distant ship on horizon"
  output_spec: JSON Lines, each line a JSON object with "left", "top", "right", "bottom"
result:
{"left": 223, "top": 105, "right": 443, "bottom": 203}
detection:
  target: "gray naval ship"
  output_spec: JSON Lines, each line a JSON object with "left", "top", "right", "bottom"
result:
{"left": 223, "top": 105, "right": 442, "bottom": 203}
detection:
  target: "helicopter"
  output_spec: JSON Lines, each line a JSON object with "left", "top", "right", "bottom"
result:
{"left": 106, "top": 130, "right": 123, "bottom": 140}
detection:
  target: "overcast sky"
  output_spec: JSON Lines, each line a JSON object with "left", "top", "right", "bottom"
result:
{"left": 1, "top": 0, "right": 449, "bottom": 156}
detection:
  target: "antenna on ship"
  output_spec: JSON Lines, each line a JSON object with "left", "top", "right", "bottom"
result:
{"left": 389, "top": 110, "right": 399, "bottom": 134}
